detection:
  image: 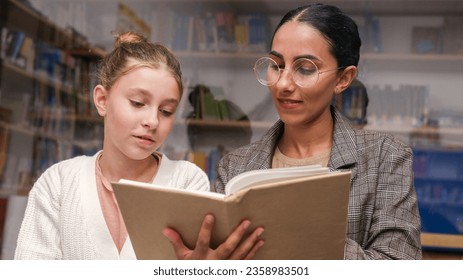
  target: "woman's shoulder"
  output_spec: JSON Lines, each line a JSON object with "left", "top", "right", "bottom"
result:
{"left": 353, "top": 127, "right": 412, "bottom": 154}
{"left": 333, "top": 107, "right": 411, "bottom": 153}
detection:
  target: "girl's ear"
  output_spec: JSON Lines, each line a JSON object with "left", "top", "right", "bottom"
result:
{"left": 93, "top": 85, "right": 108, "bottom": 117}
{"left": 334, "top": 66, "right": 358, "bottom": 95}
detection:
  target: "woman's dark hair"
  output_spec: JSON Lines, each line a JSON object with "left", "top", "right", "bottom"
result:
{"left": 272, "top": 3, "right": 361, "bottom": 67}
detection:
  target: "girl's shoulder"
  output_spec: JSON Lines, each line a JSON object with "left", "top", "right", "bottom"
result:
{"left": 158, "top": 155, "right": 209, "bottom": 190}
{"left": 48, "top": 153, "right": 98, "bottom": 173}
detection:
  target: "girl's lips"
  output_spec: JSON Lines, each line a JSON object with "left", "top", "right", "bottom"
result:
{"left": 134, "top": 135, "right": 155, "bottom": 146}
{"left": 136, "top": 135, "right": 154, "bottom": 142}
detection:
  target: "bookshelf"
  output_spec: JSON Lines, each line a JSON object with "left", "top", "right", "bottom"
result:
{"left": 0, "top": 1, "right": 105, "bottom": 258}
{"left": 0, "top": 0, "right": 104, "bottom": 196}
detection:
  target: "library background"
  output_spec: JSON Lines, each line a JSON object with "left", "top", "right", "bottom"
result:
{"left": 0, "top": 0, "right": 462, "bottom": 260}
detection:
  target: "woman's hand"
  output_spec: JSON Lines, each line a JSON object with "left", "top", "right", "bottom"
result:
{"left": 162, "top": 214, "right": 265, "bottom": 260}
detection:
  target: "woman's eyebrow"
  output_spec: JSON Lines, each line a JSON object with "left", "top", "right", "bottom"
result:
{"left": 269, "top": 51, "right": 320, "bottom": 62}
{"left": 269, "top": 50, "right": 283, "bottom": 59}
{"left": 295, "top": 54, "right": 319, "bottom": 61}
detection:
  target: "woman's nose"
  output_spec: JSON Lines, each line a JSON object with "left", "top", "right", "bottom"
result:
{"left": 276, "top": 68, "right": 295, "bottom": 90}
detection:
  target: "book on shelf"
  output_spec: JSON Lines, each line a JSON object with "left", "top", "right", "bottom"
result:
{"left": 335, "top": 78, "right": 369, "bottom": 126}
{"left": 5, "top": 30, "right": 26, "bottom": 63}
{"left": 0, "top": 27, "right": 36, "bottom": 71}
{"left": 17, "top": 35, "right": 35, "bottom": 71}
{"left": 0, "top": 126, "right": 9, "bottom": 179}
{"left": 187, "top": 150, "right": 208, "bottom": 174}
{"left": 206, "top": 146, "right": 223, "bottom": 182}
{"left": 169, "top": 13, "right": 191, "bottom": 52}
{"left": 245, "top": 13, "right": 270, "bottom": 53}
{"left": 112, "top": 166, "right": 351, "bottom": 260}
{"left": 188, "top": 84, "right": 248, "bottom": 122}
{"left": 362, "top": 13, "right": 383, "bottom": 53}
{"left": 200, "top": 88, "right": 220, "bottom": 121}
{"left": 0, "top": 27, "right": 8, "bottom": 59}
{"left": 167, "top": 11, "right": 269, "bottom": 53}
{"left": 412, "top": 26, "right": 443, "bottom": 54}
{"left": 215, "top": 11, "right": 236, "bottom": 52}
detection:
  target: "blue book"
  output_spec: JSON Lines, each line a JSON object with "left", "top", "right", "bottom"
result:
{"left": 6, "top": 30, "right": 26, "bottom": 62}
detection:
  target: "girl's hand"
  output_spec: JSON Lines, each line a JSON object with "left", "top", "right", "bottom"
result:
{"left": 162, "top": 214, "right": 265, "bottom": 260}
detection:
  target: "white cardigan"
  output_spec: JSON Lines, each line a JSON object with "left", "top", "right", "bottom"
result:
{"left": 14, "top": 151, "right": 209, "bottom": 260}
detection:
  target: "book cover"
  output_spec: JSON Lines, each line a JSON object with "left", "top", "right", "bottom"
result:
{"left": 364, "top": 13, "right": 383, "bottom": 53}
{"left": 1, "top": 27, "right": 10, "bottom": 59}
{"left": 17, "top": 36, "right": 35, "bottom": 71}
{"left": 201, "top": 91, "right": 220, "bottom": 120}
{"left": 5, "top": 30, "right": 26, "bottom": 62}
{"left": 112, "top": 166, "right": 351, "bottom": 260}
{"left": 171, "top": 14, "right": 189, "bottom": 51}
{"left": 412, "top": 26, "right": 443, "bottom": 54}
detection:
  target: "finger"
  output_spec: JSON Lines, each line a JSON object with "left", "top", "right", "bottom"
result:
{"left": 229, "top": 227, "right": 265, "bottom": 260}
{"left": 192, "top": 214, "right": 215, "bottom": 258}
{"left": 243, "top": 239, "right": 265, "bottom": 260}
{"left": 216, "top": 219, "right": 251, "bottom": 258}
{"left": 162, "top": 227, "right": 191, "bottom": 259}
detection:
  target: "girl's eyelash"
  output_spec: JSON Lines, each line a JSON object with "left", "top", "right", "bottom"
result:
{"left": 129, "top": 98, "right": 175, "bottom": 116}
{"left": 160, "top": 109, "right": 174, "bottom": 117}
{"left": 130, "top": 100, "right": 144, "bottom": 107}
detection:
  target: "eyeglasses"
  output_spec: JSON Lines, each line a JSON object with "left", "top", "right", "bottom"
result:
{"left": 253, "top": 57, "right": 345, "bottom": 88}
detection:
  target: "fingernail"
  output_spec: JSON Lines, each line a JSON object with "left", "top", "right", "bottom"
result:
{"left": 205, "top": 214, "right": 214, "bottom": 223}
{"left": 256, "top": 227, "right": 264, "bottom": 236}
{"left": 243, "top": 220, "right": 251, "bottom": 229}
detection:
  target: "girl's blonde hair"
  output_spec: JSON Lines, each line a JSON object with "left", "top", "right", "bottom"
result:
{"left": 97, "top": 31, "right": 183, "bottom": 95}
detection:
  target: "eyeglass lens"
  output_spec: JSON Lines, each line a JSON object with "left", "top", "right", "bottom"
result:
{"left": 254, "top": 57, "right": 319, "bottom": 87}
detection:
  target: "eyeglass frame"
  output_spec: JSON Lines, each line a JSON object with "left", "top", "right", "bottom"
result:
{"left": 253, "top": 56, "right": 347, "bottom": 88}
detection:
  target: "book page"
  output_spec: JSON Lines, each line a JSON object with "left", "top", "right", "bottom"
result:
{"left": 117, "top": 179, "right": 225, "bottom": 199}
{"left": 225, "top": 165, "right": 329, "bottom": 195}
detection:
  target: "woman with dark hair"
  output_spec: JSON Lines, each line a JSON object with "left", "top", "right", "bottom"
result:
{"left": 212, "top": 3, "right": 421, "bottom": 259}
{"left": 165, "top": 3, "right": 421, "bottom": 260}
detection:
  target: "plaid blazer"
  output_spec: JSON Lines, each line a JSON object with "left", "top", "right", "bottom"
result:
{"left": 214, "top": 106, "right": 422, "bottom": 260}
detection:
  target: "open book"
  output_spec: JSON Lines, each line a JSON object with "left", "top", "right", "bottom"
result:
{"left": 112, "top": 165, "right": 351, "bottom": 260}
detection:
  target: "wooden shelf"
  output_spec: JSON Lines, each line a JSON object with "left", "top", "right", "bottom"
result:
{"left": 364, "top": 125, "right": 463, "bottom": 137}
{"left": 182, "top": 119, "right": 273, "bottom": 130}
{"left": 68, "top": 47, "right": 105, "bottom": 60}
{"left": 8, "top": 0, "right": 91, "bottom": 49}
{"left": 3, "top": 61, "right": 74, "bottom": 94}
{"left": 179, "top": 51, "right": 463, "bottom": 62}
{"left": 362, "top": 53, "right": 463, "bottom": 62}
{"left": 422, "top": 233, "right": 463, "bottom": 250}
{"left": 177, "top": 51, "right": 463, "bottom": 70}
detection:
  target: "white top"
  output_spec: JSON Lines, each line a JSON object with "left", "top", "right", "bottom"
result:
{"left": 14, "top": 151, "right": 209, "bottom": 260}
